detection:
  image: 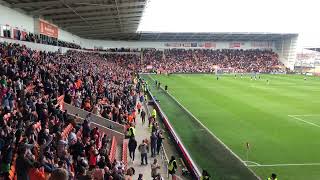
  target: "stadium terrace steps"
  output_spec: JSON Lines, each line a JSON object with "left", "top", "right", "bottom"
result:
{"left": 128, "top": 101, "right": 169, "bottom": 180}
{"left": 62, "top": 102, "right": 125, "bottom": 143}
{"left": 62, "top": 102, "right": 125, "bottom": 133}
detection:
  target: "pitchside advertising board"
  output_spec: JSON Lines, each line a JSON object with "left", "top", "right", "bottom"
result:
{"left": 164, "top": 41, "right": 274, "bottom": 49}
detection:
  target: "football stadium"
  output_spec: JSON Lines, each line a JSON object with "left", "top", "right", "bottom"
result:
{"left": 0, "top": 0, "right": 319, "bottom": 180}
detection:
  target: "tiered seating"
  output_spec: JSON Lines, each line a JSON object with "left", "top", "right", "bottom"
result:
{"left": 0, "top": 42, "right": 135, "bottom": 180}
{"left": 8, "top": 154, "right": 17, "bottom": 180}
{"left": 61, "top": 124, "right": 74, "bottom": 139}
{"left": 109, "top": 136, "right": 117, "bottom": 162}
{"left": 142, "top": 48, "right": 283, "bottom": 73}
{"left": 76, "top": 127, "right": 83, "bottom": 139}
{"left": 98, "top": 132, "right": 105, "bottom": 150}
{"left": 122, "top": 141, "right": 128, "bottom": 170}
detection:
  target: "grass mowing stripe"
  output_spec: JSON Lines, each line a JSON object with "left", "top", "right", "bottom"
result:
{"left": 147, "top": 74, "right": 320, "bottom": 180}
{"left": 149, "top": 75, "right": 251, "bottom": 165}
{"left": 143, "top": 75, "right": 259, "bottom": 180}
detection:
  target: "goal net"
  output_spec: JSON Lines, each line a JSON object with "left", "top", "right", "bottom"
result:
{"left": 215, "top": 67, "right": 236, "bottom": 75}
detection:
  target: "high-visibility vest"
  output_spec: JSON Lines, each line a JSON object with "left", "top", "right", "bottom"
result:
{"left": 152, "top": 109, "right": 157, "bottom": 118}
{"left": 268, "top": 178, "right": 278, "bottom": 180}
{"left": 127, "top": 127, "right": 136, "bottom": 137}
{"left": 200, "top": 176, "right": 209, "bottom": 180}
{"left": 168, "top": 160, "right": 176, "bottom": 171}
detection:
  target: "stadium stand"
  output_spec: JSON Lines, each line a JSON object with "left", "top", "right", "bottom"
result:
{"left": 0, "top": 38, "right": 289, "bottom": 179}
{"left": 142, "top": 48, "right": 283, "bottom": 73}
{"left": 0, "top": 42, "right": 144, "bottom": 180}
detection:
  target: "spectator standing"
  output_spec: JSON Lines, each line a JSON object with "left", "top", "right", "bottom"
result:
{"left": 127, "top": 124, "right": 136, "bottom": 139}
{"left": 140, "top": 109, "right": 146, "bottom": 125}
{"left": 125, "top": 167, "right": 135, "bottom": 180}
{"left": 136, "top": 102, "right": 141, "bottom": 114}
{"left": 138, "top": 140, "right": 149, "bottom": 165}
{"left": 268, "top": 173, "right": 278, "bottom": 180}
{"left": 92, "top": 165, "right": 105, "bottom": 180}
{"left": 49, "top": 168, "right": 68, "bottom": 180}
{"left": 156, "top": 131, "right": 164, "bottom": 155}
{"left": 151, "top": 108, "right": 157, "bottom": 119}
{"left": 16, "top": 146, "right": 34, "bottom": 180}
{"left": 151, "top": 159, "right": 160, "bottom": 179}
{"left": 128, "top": 137, "right": 137, "bottom": 162}
{"left": 150, "top": 132, "right": 158, "bottom": 157}
{"left": 138, "top": 174, "right": 144, "bottom": 180}
{"left": 200, "top": 170, "right": 211, "bottom": 180}
{"left": 168, "top": 156, "right": 178, "bottom": 180}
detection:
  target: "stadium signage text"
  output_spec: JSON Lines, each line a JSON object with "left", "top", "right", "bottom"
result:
{"left": 39, "top": 19, "right": 58, "bottom": 38}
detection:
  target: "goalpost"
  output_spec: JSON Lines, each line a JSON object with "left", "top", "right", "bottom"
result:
{"left": 214, "top": 66, "right": 236, "bottom": 75}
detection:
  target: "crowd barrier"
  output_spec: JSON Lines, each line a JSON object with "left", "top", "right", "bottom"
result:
{"left": 69, "top": 112, "right": 125, "bottom": 143}
{"left": 62, "top": 102, "right": 125, "bottom": 133}
{"left": 142, "top": 95, "right": 169, "bottom": 177}
{"left": 144, "top": 84, "right": 202, "bottom": 179}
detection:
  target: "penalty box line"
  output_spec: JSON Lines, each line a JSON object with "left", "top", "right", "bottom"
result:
{"left": 288, "top": 115, "right": 320, "bottom": 128}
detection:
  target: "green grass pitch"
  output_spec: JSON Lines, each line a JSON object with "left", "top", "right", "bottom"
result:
{"left": 143, "top": 74, "right": 320, "bottom": 180}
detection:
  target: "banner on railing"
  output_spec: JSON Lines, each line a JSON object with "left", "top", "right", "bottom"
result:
{"left": 146, "top": 65, "right": 153, "bottom": 69}
{"left": 229, "top": 42, "right": 243, "bottom": 48}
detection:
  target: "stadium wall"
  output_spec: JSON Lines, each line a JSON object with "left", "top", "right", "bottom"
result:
{"left": 0, "top": 3, "right": 34, "bottom": 33}
{"left": 0, "top": 3, "right": 81, "bottom": 43}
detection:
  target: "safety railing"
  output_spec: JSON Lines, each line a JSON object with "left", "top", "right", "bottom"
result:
{"left": 61, "top": 102, "right": 125, "bottom": 133}
{"left": 141, "top": 76, "right": 202, "bottom": 180}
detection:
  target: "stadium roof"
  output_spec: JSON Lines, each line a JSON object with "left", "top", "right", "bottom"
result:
{"left": 2, "top": 0, "right": 298, "bottom": 41}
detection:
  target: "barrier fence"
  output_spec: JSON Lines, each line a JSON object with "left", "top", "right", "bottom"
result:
{"left": 142, "top": 94, "right": 169, "bottom": 178}
{"left": 62, "top": 102, "right": 125, "bottom": 133}
{"left": 68, "top": 112, "right": 125, "bottom": 144}
{"left": 140, "top": 76, "right": 202, "bottom": 180}
{"left": 57, "top": 96, "right": 125, "bottom": 142}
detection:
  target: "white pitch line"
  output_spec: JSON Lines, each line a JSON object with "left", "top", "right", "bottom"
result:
{"left": 248, "top": 163, "right": 320, "bottom": 167}
{"left": 244, "top": 161, "right": 261, "bottom": 166}
{"left": 288, "top": 115, "right": 320, "bottom": 128}
{"left": 147, "top": 75, "right": 260, "bottom": 179}
{"left": 288, "top": 114, "right": 320, "bottom": 117}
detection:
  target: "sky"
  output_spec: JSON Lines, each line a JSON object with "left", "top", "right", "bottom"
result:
{"left": 137, "top": 0, "right": 320, "bottom": 47}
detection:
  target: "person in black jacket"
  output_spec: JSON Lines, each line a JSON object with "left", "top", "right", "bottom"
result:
{"left": 16, "top": 146, "right": 34, "bottom": 180}
{"left": 128, "top": 137, "right": 137, "bottom": 162}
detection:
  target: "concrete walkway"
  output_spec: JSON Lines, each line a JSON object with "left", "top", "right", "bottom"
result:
{"left": 129, "top": 104, "right": 169, "bottom": 180}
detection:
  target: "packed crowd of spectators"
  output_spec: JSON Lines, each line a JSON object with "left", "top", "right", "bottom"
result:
{"left": 142, "top": 48, "right": 283, "bottom": 73}
{"left": 0, "top": 42, "right": 142, "bottom": 180}
{"left": 2, "top": 29, "right": 82, "bottom": 49}
{"left": 100, "top": 48, "right": 140, "bottom": 53}
{"left": 57, "top": 40, "right": 81, "bottom": 49}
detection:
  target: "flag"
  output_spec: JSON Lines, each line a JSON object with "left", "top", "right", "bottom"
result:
{"left": 246, "top": 142, "right": 250, "bottom": 150}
